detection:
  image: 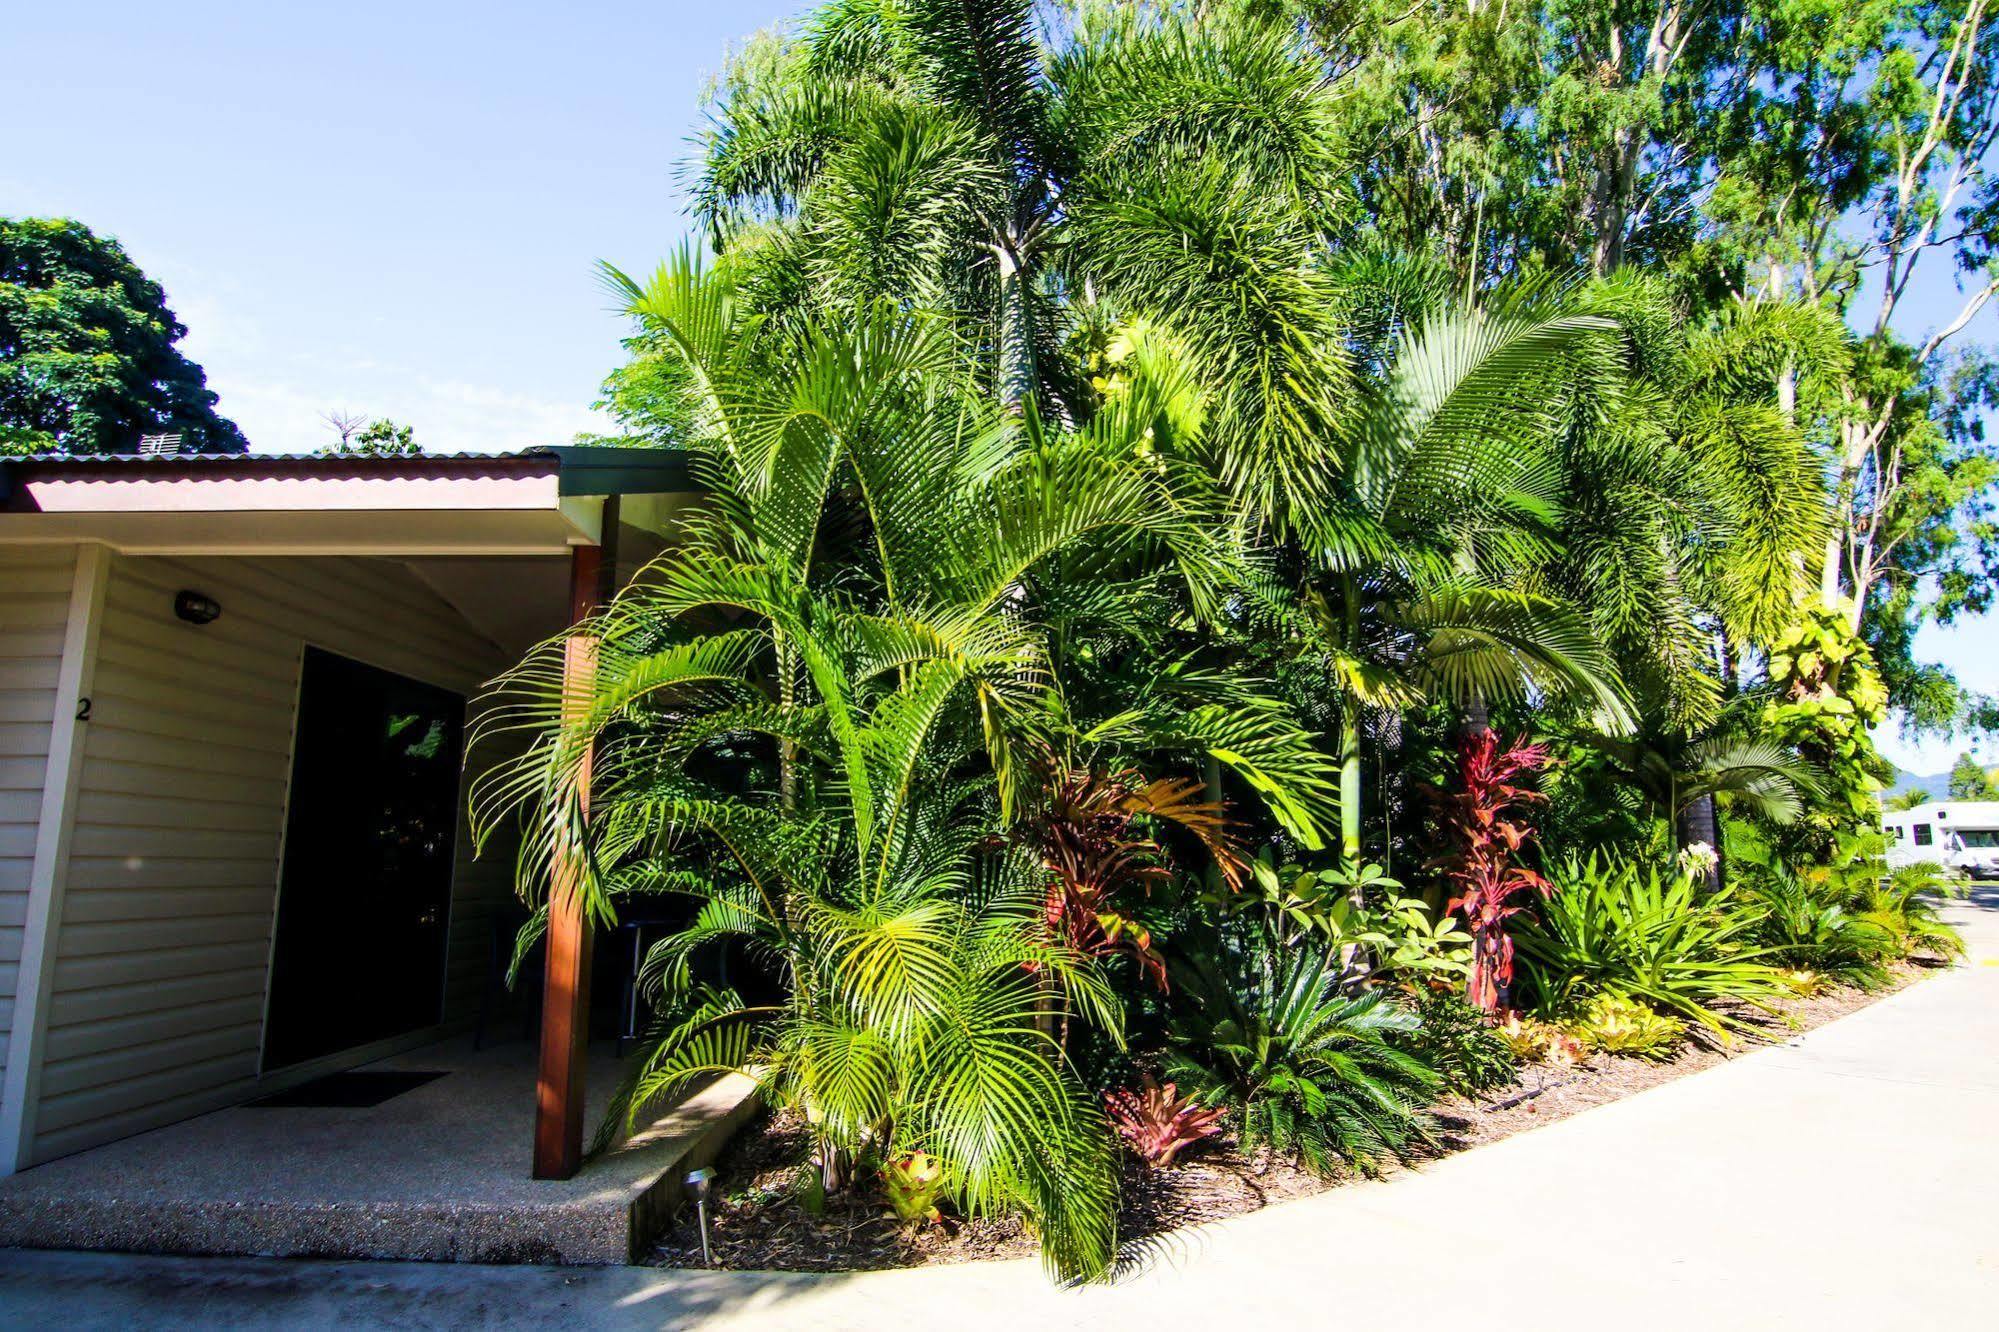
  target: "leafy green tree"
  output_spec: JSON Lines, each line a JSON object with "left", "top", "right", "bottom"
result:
{"left": 0, "top": 217, "right": 246, "bottom": 455}
{"left": 333, "top": 418, "right": 420, "bottom": 457}
{"left": 1946, "top": 750, "right": 1997, "bottom": 799}
{"left": 1274, "top": 0, "right": 1999, "bottom": 735}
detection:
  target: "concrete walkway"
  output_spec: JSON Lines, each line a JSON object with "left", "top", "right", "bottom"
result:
{"left": 4, "top": 890, "right": 1995, "bottom": 1330}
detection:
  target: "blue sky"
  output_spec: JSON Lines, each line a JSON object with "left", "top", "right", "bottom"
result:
{"left": 5, "top": 2, "right": 806, "bottom": 453}
{"left": 5, "top": 1, "right": 1994, "bottom": 773}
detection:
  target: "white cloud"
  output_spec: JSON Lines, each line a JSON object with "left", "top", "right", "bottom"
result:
{"left": 144, "top": 251, "right": 612, "bottom": 456}
{"left": 215, "top": 370, "right": 609, "bottom": 456}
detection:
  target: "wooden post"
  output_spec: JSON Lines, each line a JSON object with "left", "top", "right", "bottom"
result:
{"left": 533, "top": 540, "right": 607, "bottom": 1180}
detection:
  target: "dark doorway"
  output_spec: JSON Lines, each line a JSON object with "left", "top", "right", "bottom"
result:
{"left": 264, "top": 648, "right": 465, "bottom": 1071}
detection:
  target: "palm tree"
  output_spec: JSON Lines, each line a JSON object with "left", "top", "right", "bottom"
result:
{"left": 470, "top": 259, "right": 1349, "bottom": 1279}
{"left": 1538, "top": 284, "right": 1837, "bottom": 735}
{"left": 1575, "top": 726, "right": 1820, "bottom": 891}
{"left": 692, "top": 0, "right": 1351, "bottom": 526}
{"left": 1266, "top": 284, "right": 1642, "bottom": 859}
{"left": 1531, "top": 287, "right": 1837, "bottom": 875}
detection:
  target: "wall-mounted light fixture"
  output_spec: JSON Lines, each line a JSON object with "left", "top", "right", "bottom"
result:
{"left": 173, "top": 590, "right": 222, "bottom": 625}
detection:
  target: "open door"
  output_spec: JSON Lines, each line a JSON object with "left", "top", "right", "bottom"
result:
{"left": 264, "top": 647, "right": 466, "bottom": 1071}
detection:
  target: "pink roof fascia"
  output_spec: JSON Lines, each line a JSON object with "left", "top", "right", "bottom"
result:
{"left": 6, "top": 455, "right": 565, "bottom": 515}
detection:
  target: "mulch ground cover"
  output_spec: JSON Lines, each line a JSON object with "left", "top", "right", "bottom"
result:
{"left": 648, "top": 962, "right": 1934, "bottom": 1273}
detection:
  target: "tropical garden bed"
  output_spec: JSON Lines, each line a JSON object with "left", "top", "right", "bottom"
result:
{"left": 646, "top": 959, "right": 1937, "bottom": 1274}
{"left": 454, "top": 0, "right": 1993, "bottom": 1290}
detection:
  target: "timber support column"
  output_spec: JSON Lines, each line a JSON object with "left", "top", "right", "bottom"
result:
{"left": 533, "top": 533, "right": 612, "bottom": 1180}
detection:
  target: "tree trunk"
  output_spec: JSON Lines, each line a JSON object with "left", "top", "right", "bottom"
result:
{"left": 1461, "top": 694, "right": 1492, "bottom": 740}
{"left": 1339, "top": 720, "right": 1363, "bottom": 865}
{"left": 994, "top": 240, "right": 1035, "bottom": 414}
{"left": 1676, "top": 794, "right": 1723, "bottom": 894}
{"left": 1204, "top": 755, "right": 1226, "bottom": 892}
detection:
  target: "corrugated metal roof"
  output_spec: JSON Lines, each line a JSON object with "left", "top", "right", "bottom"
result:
{"left": 0, "top": 447, "right": 553, "bottom": 464}
{"left": 0, "top": 445, "right": 697, "bottom": 500}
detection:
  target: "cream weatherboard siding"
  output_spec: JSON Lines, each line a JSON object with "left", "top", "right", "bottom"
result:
{"left": 25, "top": 551, "right": 516, "bottom": 1165}
{"left": 0, "top": 546, "right": 80, "bottom": 1096}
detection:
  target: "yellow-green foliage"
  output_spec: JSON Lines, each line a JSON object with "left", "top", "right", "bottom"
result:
{"left": 1495, "top": 1012, "right": 1585, "bottom": 1065}
{"left": 882, "top": 1150, "right": 948, "bottom": 1226}
{"left": 1563, "top": 993, "right": 1684, "bottom": 1060}
{"left": 1780, "top": 968, "right": 1831, "bottom": 998}
{"left": 1762, "top": 602, "right": 1890, "bottom": 832}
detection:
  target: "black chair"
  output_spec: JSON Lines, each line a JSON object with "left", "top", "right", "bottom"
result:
{"left": 611, "top": 903, "right": 690, "bottom": 1055}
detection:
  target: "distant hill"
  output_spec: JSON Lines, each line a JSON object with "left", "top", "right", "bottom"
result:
{"left": 1889, "top": 768, "right": 1953, "bottom": 803}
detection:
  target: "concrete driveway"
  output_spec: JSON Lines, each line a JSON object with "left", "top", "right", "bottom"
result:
{"left": 3, "top": 889, "right": 1995, "bottom": 1331}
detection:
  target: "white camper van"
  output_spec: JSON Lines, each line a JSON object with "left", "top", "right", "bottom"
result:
{"left": 1882, "top": 800, "right": 1999, "bottom": 878}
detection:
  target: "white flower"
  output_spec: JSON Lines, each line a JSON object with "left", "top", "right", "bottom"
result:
{"left": 1675, "top": 841, "right": 1719, "bottom": 880}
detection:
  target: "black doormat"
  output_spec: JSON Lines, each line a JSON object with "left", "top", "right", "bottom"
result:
{"left": 249, "top": 1070, "right": 447, "bottom": 1108}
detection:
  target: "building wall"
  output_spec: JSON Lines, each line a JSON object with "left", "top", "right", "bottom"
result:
{"left": 0, "top": 546, "right": 79, "bottom": 1098}
{"left": 26, "top": 551, "right": 516, "bottom": 1164}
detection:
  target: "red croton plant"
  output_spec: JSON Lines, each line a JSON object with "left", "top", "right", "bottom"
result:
{"left": 1435, "top": 729, "right": 1551, "bottom": 1012}
{"left": 1016, "top": 762, "right": 1244, "bottom": 991}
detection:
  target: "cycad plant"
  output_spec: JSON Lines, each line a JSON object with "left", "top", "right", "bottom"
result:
{"left": 1746, "top": 866, "right": 1897, "bottom": 989}
{"left": 1165, "top": 930, "right": 1441, "bottom": 1177}
{"left": 1811, "top": 831, "right": 1965, "bottom": 964}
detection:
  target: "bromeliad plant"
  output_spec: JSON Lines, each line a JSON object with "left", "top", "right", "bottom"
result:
{"left": 1432, "top": 730, "right": 1553, "bottom": 1011}
{"left": 1513, "top": 855, "right": 1793, "bottom": 1035}
{"left": 1104, "top": 1078, "right": 1226, "bottom": 1167}
{"left": 883, "top": 1151, "right": 949, "bottom": 1228}
{"left": 1563, "top": 993, "right": 1684, "bottom": 1060}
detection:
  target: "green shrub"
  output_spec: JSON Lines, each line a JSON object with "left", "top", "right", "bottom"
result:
{"left": 1741, "top": 830, "right": 1963, "bottom": 975}
{"left": 1562, "top": 993, "right": 1683, "bottom": 1060}
{"left": 1167, "top": 938, "right": 1442, "bottom": 1177}
{"left": 1746, "top": 867, "right": 1895, "bottom": 989}
{"left": 1513, "top": 855, "right": 1792, "bottom": 1034}
{"left": 1850, "top": 860, "right": 1965, "bottom": 963}
{"left": 1395, "top": 989, "right": 1520, "bottom": 1095}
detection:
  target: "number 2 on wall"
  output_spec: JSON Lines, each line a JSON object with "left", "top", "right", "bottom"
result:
{"left": 75, "top": 697, "right": 92, "bottom": 722}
